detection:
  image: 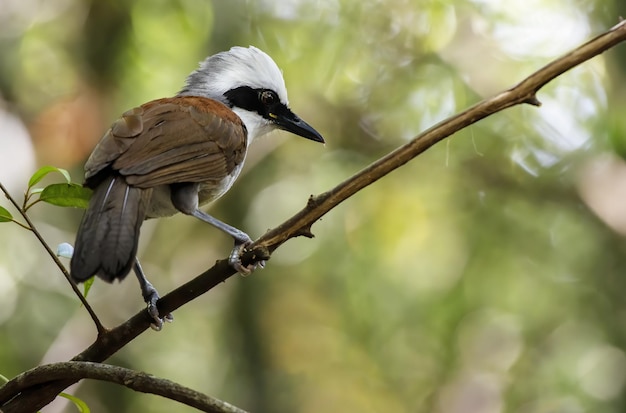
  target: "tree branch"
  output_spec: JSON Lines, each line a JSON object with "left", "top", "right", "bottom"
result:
{"left": 0, "top": 362, "right": 247, "bottom": 413}
{"left": 0, "top": 182, "right": 106, "bottom": 335}
{"left": 255, "top": 18, "right": 626, "bottom": 252}
{"left": 3, "top": 19, "right": 626, "bottom": 413}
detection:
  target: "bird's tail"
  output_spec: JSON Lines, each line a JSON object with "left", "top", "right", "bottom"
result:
{"left": 70, "top": 175, "right": 151, "bottom": 283}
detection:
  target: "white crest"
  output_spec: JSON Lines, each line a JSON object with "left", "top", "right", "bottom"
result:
{"left": 179, "top": 46, "right": 289, "bottom": 105}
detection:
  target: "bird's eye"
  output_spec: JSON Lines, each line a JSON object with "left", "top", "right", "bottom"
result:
{"left": 260, "top": 90, "right": 277, "bottom": 106}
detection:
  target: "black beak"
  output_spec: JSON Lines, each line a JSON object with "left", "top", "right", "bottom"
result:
{"left": 273, "top": 107, "right": 325, "bottom": 144}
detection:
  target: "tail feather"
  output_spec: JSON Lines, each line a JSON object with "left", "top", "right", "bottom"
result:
{"left": 70, "top": 175, "right": 151, "bottom": 283}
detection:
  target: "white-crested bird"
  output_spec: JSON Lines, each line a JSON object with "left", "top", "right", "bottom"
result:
{"left": 70, "top": 46, "right": 324, "bottom": 329}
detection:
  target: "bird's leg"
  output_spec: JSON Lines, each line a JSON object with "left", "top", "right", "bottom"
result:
{"left": 134, "top": 259, "right": 173, "bottom": 330}
{"left": 171, "top": 183, "right": 264, "bottom": 274}
{"left": 190, "top": 209, "right": 265, "bottom": 274}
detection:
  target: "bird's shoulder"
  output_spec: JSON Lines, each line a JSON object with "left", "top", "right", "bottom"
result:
{"left": 143, "top": 96, "right": 244, "bottom": 127}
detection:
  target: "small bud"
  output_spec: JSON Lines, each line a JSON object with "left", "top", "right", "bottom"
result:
{"left": 56, "top": 242, "right": 74, "bottom": 259}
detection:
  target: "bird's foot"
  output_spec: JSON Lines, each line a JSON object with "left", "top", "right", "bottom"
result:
{"left": 134, "top": 260, "right": 173, "bottom": 330}
{"left": 142, "top": 282, "right": 174, "bottom": 331}
{"left": 228, "top": 240, "right": 265, "bottom": 276}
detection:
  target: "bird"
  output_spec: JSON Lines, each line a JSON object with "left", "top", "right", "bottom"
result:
{"left": 69, "top": 46, "right": 325, "bottom": 329}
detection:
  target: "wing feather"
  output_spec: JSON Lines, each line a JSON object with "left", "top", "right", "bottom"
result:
{"left": 84, "top": 97, "right": 247, "bottom": 189}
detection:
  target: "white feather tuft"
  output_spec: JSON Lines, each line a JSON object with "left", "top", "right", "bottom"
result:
{"left": 179, "top": 46, "right": 288, "bottom": 105}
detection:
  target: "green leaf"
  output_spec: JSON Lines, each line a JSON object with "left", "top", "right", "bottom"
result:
{"left": 28, "top": 166, "right": 71, "bottom": 189}
{"left": 0, "top": 206, "right": 12, "bottom": 222}
{"left": 39, "top": 184, "right": 92, "bottom": 209}
{"left": 59, "top": 392, "right": 90, "bottom": 413}
{"left": 0, "top": 373, "right": 9, "bottom": 384}
{"left": 83, "top": 276, "right": 95, "bottom": 298}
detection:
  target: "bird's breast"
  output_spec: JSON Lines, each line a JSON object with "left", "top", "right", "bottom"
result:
{"left": 197, "top": 161, "right": 245, "bottom": 205}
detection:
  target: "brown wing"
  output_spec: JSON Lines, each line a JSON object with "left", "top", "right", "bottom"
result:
{"left": 84, "top": 96, "right": 247, "bottom": 189}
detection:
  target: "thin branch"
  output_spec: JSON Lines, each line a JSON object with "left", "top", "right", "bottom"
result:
{"left": 0, "top": 182, "right": 107, "bottom": 335}
{"left": 255, "top": 18, "right": 626, "bottom": 252}
{"left": 5, "top": 218, "right": 31, "bottom": 231}
{"left": 2, "top": 19, "right": 626, "bottom": 413}
{"left": 23, "top": 198, "right": 42, "bottom": 213}
{"left": 0, "top": 362, "right": 248, "bottom": 413}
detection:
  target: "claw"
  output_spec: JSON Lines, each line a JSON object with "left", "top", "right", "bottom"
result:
{"left": 134, "top": 259, "right": 173, "bottom": 330}
{"left": 145, "top": 289, "right": 173, "bottom": 331}
{"left": 228, "top": 242, "right": 264, "bottom": 275}
{"left": 150, "top": 318, "right": 163, "bottom": 331}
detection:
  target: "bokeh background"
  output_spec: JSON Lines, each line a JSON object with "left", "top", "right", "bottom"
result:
{"left": 2, "top": 0, "right": 626, "bottom": 412}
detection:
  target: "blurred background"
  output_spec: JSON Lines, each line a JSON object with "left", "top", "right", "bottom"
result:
{"left": 2, "top": 0, "right": 626, "bottom": 412}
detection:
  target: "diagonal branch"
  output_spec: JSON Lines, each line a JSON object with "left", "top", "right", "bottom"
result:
{"left": 0, "top": 361, "right": 247, "bottom": 413}
{"left": 0, "top": 182, "right": 106, "bottom": 335}
{"left": 2, "top": 18, "right": 626, "bottom": 413}
{"left": 255, "top": 18, "right": 626, "bottom": 252}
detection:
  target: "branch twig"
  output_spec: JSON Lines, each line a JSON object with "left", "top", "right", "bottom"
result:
{"left": 255, "top": 18, "right": 626, "bottom": 252}
{"left": 0, "top": 362, "right": 247, "bottom": 413}
{"left": 0, "top": 182, "right": 106, "bottom": 335}
{"left": 3, "top": 19, "right": 626, "bottom": 413}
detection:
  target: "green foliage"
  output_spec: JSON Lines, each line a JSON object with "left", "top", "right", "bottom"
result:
{"left": 0, "top": 165, "right": 91, "bottom": 231}
{"left": 38, "top": 184, "right": 92, "bottom": 209}
{"left": 59, "top": 392, "right": 91, "bottom": 413}
{"left": 28, "top": 166, "right": 71, "bottom": 189}
{"left": 0, "top": 206, "right": 12, "bottom": 223}
{"left": 23, "top": 166, "right": 91, "bottom": 212}
{"left": 82, "top": 277, "right": 95, "bottom": 299}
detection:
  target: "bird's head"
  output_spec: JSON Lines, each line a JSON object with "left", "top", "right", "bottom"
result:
{"left": 179, "top": 46, "right": 324, "bottom": 144}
